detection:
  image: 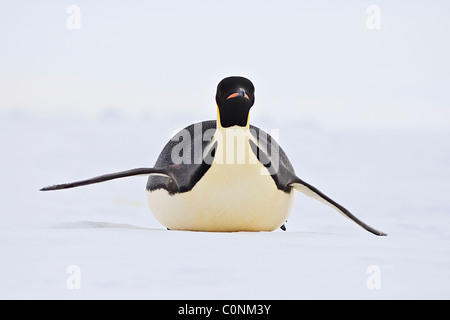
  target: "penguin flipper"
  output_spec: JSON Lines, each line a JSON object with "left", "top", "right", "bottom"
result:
{"left": 247, "top": 137, "right": 386, "bottom": 236}
{"left": 40, "top": 167, "right": 173, "bottom": 191}
{"left": 290, "top": 177, "right": 387, "bottom": 236}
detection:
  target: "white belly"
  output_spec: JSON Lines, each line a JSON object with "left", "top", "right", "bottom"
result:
{"left": 146, "top": 128, "right": 295, "bottom": 232}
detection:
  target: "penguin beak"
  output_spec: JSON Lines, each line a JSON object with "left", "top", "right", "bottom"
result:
{"left": 218, "top": 87, "right": 252, "bottom": 128}
{"left": 226, "top": 88, "right": 249, "bottom": 100}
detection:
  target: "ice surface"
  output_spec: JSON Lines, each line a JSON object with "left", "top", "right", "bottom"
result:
{"left": 1, "top": 112, "right": 449, "bottom": 299}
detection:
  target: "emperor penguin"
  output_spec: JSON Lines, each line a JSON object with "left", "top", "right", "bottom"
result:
{"left": 41, "top": 76, "right": 386, "bottom": 236}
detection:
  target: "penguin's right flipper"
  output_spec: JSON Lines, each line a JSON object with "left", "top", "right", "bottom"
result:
{"left": 248, "top": 138, "right": 386, "bottom": 236}
{"left": 40, "top": 167, "right": 173, "bottom": 191}
{"left": 290, "top": 176, "right": 387, "bottom": 236}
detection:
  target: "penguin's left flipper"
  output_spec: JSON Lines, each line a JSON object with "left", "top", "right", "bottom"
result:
{"left": 290, "top": 177, "right": 387, "bottom": 236}
{"left": 40, "top": 167, "right": 174, "bottom": 191}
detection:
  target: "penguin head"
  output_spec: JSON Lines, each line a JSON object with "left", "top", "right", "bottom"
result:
{"left": 215, "top": 76, "right": 255, "bottom": 128}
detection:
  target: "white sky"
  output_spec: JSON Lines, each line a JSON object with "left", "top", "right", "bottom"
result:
{"left": 1, "top": 0, "right": 449, "bottom": 130}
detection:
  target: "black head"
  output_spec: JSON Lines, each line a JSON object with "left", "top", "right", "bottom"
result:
{"left": 215, "top": 76, "right": 255, "bottom": 128}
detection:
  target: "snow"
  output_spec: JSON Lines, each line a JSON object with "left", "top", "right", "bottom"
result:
{"left": 1, "top": 112, "right": 449, "bottom": 299}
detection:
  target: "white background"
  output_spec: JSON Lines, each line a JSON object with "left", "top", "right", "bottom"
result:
{"left": 1, "top": 1, "right": 449, "bottom": 299}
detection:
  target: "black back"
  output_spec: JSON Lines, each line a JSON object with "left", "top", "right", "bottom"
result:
{"left": 146, "top": 120, "right": 296, "bottom": 194}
